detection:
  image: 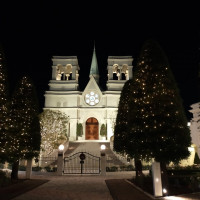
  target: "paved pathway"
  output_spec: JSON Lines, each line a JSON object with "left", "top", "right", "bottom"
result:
{"left": 13, "top": 176, "right": 111, "bottom": 200}
{"left": 4, "top": 171, "right": 200, "bottom": 200}
{"left": 12, "top": 172, "right": 135, "bottom": 200}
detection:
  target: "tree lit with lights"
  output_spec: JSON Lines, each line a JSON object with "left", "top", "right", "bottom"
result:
{"left": 114, "top": 40, "right": 191, "bottom": 178}
{"left": 0, "top": 45, "right": 9, "bottom": 162}
{"left": 114, "top": 80, "right": 132, "bottom": 154}
{"left": 7, "top": 76, "right": 41, "bottom": 180}
{"left": 129, "top": 39, "right": 191, "bottom": 163}
{"left": 39, "top": 109, "right": 68, "bottom": 155}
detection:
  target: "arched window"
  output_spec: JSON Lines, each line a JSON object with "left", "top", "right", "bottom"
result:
{"left": 65, "top": 64, "right": 72, "bottom": 80}
{"left": 56, "top": 64, "right": 64, "bottom": 80}
{"left": 121, "top": 64, "right": 128, "bottom": 80}
{"left": 112, "top": 64, "right": 120, "bottom": 80}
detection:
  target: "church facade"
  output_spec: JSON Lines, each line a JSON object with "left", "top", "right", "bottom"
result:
{"left": 44, "top": 47, "right": 133, "bottom": 141}
{"left": 189, "top": 102, "right": 200, "bottom": 158}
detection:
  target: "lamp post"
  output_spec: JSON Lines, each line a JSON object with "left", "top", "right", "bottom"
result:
{"left": 58, "top": 144, "right": 64, "bottom": 155}
{"left": 57, "top": 144, "right": 64, "bottom": 175}
{"left": 100, "top": 144, "right": 106, "bottom": 176}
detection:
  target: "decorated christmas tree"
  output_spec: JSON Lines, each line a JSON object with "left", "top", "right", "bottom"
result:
{"left": 0, "top": 45, "right": 9, "bottom": 162}
{"left": 114, "top": 80, "right": 132, "bottom": 154}
{"left": 127, "top": 39, "right": 191, "bottom": 165}
{"left": 39, "top": 109, "right": 68, "bottom": 155}
{"left": 8, "top": 76, "right": 40, "bottom": 179}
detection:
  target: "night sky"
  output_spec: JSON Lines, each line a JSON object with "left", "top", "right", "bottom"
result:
{"left": 0, "top": 2, "right": 199, "bottom": 119}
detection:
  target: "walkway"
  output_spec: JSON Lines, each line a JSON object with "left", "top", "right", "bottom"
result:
{"left": 12, "top": 172, "right": 135, "bottom": 200}
{"left": 1, "top": 171, "right": 200, "bottom": 200}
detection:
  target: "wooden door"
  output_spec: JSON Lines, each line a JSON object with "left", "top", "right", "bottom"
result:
{"left": 85, "top": 118, "right": 99, "bottom": 140}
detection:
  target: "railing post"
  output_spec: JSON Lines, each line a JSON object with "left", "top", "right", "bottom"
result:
{"left": 100, "top": 145, "right": 106, "bottom": 176}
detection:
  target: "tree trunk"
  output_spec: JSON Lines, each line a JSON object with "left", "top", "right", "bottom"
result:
{"left": 134, "top": 159, "right": 143, "bottom": 177}
{"left": 11, "top": 160, "right": 19, "bottom": 181}
{"left": 160, "top": 162, "right": 169, "bottom": 189}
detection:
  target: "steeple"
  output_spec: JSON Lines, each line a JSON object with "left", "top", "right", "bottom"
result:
{"left": 90, "top": 43, "right": 99, "bottom": 83}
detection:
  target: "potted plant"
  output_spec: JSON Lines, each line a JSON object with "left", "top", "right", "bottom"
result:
{"left": 100, "top": 124, "right": 107, "bottom": 140}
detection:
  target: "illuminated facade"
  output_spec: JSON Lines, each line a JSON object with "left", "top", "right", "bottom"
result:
{"left": 189, "top": 102, "right": 200, "bottom": 157}
{"left": 44, "top": 47, "right": 133, "bottom": 141}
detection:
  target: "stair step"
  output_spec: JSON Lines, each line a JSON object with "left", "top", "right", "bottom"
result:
{"left": 64, "top": 141, "right": 129, "bottom": 167}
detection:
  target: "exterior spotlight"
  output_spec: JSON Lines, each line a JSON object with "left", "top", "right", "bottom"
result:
{"left": 155, "top": 178, "right": 159, "bottom": 182}
{"left": 163, "top": 188, "right": 167, "bottom": 194}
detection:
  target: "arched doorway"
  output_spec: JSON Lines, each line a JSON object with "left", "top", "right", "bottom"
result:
{"left": 85, "top": 118, "right": 99, "bottom": 140}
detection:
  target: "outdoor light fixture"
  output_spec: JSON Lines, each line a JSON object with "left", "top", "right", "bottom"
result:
{"left": 188, "top": 146, "right": 194, "bottom": 152}
{"left": 58, "top": 144, "right": 64, "bottom": 156}
{"left": 58, "top": 144, "right": 64, "bottom": 151}
{"left": 100, "top": 144, "right": 106, "bottom": 156}
{"left": 155, "top": 178, "right": 159, "bottom": 182}
{"left": 100, "top": 144, "right": 106, "bottom": 150}
{"left": 163, "top": 196, "right": 184, "bottom": 200}
{"left": 163, "top": 188, "right": 167, "bottom": 194}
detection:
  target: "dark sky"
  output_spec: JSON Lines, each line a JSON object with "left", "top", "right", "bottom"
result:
{"left": 0, "top": 2, "right": 199, "bottom": 119}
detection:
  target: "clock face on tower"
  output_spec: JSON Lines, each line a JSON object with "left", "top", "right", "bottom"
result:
{"left": 85, "top": 91, "right": 99, "bottom": 106}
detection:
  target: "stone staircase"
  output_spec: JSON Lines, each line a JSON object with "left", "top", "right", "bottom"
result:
{"left": 64, "top": 141, "right": 131, "bottom": 170}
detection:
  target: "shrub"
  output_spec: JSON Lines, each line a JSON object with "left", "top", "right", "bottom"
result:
{"left": 100, "top": 124, "right": 107, "bottom": 137}
{"left": 19, "top": 165, "right": 26, "bottom": 171}
{"left": 194, "top": 153, "right": 200, "bottom": 165}
{"left": 32, "top": 166, "right": 42, "bottom": 171}
{"left": 76, "top": 123, "right": 83, "bottom": 137}
{"left": 0, "top": 170, "right": 11, "bottom": 187}
{"left": 44, "top": 166, "right": 57, "bottom": 172}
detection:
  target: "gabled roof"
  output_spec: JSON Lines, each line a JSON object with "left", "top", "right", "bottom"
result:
{"left": 83, "top": 75, "right": 102, "bottom": 93}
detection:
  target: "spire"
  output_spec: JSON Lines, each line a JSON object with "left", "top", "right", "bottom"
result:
{"left": 90, "top": 42, "right": 99, "bottom": 83}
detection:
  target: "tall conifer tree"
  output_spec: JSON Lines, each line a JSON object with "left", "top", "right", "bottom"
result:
{"left": 114, "top": 80, "right": 132, "bottom": 154}
{"left": 8, "top": 76, "right": 41, "bottom": 180}
{"left": 0, "top": 45, "right": 9, "bottom": 161}
{"left": 127, "top": 40, "right": 191, "bottom": 165}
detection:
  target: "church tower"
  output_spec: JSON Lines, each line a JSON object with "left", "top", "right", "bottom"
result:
{"left": 48, "top": 56, "right": 79, "bottom": 91}
{"left": 44, "top": 48, "right": 133, "bottom": 141}
{"left": 106, "top": 56, "right": 133, "bottom": 91}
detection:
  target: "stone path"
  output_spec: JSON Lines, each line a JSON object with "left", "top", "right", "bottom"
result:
{"left": 1, "top": 171, "right": 200, "bottom": 200}
{"left": 11, "top": 172, "right": 134, "bottom": 200}
{"left": 12, "top": 175, "right": 113, "bottom": 200}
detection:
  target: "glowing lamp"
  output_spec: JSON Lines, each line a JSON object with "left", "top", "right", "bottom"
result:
{"left": 188, "top": 147, "right": 194, "bottom": 152}
{"left": 163, "top": 188, "right": 167, "bottom": 194}
{"left": 155, "top": 178, "right": 159, "bottom": 182}
{"left": 100, "top": 144, "right": 106, "bottom": 156}
{"left": 58, "top": 144, "right": 64, "bottom": 151}
{"left": 100, "top": 144, "right": 106, "bottom": 150}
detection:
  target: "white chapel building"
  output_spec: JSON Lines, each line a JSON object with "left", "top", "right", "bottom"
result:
{"left": 44, "top": 47, "right": 133, "bottom": 141}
